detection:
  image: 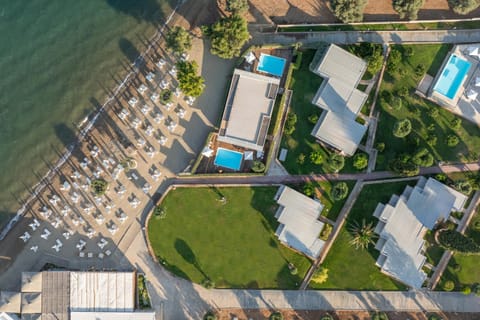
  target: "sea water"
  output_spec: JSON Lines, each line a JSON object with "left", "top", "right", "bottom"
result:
{"left": 0, "top": 0, "right": 174, "bottom": 226}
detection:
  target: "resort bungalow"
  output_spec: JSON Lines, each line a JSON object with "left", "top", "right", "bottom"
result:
{"left": 273, "top": 185, "right": 325, "bottom": 259}
{"left": 217, "top": 69, "right": 280, "bottom": 152}
{"left": 372, "top": 177, "right": 467, "bottom": 289}
{"left": 309, "top": 44, "right": 368, "bottom": 156}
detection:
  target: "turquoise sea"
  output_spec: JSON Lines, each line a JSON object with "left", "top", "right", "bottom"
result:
{"left": 0, "top": 0, "right": 175, "bottom": 226}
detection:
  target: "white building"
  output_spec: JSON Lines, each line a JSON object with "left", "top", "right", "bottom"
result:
{"left": 373, "top": 177, "right": 467, "bottom": 288}
{"left": 274, "top": 186, "right": 326, "bottom": 259}
{"left": 310, "top": 44, "right": 368, "bottom": 156}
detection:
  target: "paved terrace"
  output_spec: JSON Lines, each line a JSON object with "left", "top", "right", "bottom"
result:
{"left": 252, "top": 29, "right": 480, "bottom": 45}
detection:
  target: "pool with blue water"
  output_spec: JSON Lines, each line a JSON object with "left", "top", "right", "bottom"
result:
{"left": 433, "top": 54, "right": 471, "bottom": 100}
{"left": 214, "top": 148, "right": 243, "bottom": 171}
{"left": 256, "top": 54, "right": 286, "bottom": 77}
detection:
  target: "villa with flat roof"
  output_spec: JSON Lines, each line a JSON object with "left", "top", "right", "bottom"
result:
{"left": 217, "top": 68, "right": 280, "bottom": 152}
{"left": 309, "top": 44, "right": 369, "bottom": 156}
{"left": 418, "top": 44, "right": 480, "bottom": 126}
{"left": 372, "top": 177, "right": 467, "bottom": 288}
{"left": 0, "top": 271, "right": 155, "bottom": 320}
{"left": 274, "top": 185, "right": 325, "bottom": 259}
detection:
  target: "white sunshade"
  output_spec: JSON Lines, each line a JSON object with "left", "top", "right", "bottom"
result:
{"left": 201, "top": 147, "right": 213, "bottom": 158}
{"left": 245, "top": 51, "right": 255, "bottom": 64}
{"left": 244, "top": 151, "right": 254, "bottom": 160}
{"left": 467, "top": 47, "right": 479, "bottom": 56}
{"left": 475, "top": 77, "right": 480, "bottom": 87}
{"left": 467, "top": 88, "right": 478, "bottom": 100}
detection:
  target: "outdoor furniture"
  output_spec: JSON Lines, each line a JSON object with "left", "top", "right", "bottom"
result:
{"left": 145, "top": 125, "right": 154, "bottom": 137}
{"left": 168, "top": 66, "right": 177, "bottom": 76}
{"left": 128, "top": 97, "right": 138, "bottom": 107}
{"left": 160, "top": 79, "right": 169, "bottom": 90}
{"left": 150, "top": 92, "right": 159, "bottom": 102}
{"left": 118, "top": 211, "right": 128, "bottom": 223}
{"left": 138, "top": 84, "right": 148, "bottom": 94}
{"left": 40, "top": 207, "right": 52, "bottom": 219}
{"left": 20, "top": 231, "right": 31, "bottom": 243}
{"left": 167, "top": 120, "right": 177, "bottom": 132}
{"left": 30, "top": 246, "right": 38, "bottom": 253}
{"left": 95, "top": 214, "right": 105, "bottom": 226}
{"left": 157, "top": 135, "right": 167, "bottom": 146}
{"left": 71, "top": 171, "right": 82, "bottom": 179}
{"left": 52, "top": 239, "right": 63, "bottom": 252}
{"left": 180, "top": 53, "right": 189, "bottom": 61}
{"left": 87, "top": 252, "right": 93, "bottom": 258}
{"left": 146, "top": 72, "right": 155, "bottom": 82}
{"left": 163, "top": 102, "right": 173, "bottom": 110}
{"left": 156, "top": 58, "right": 166, "bottom": 68}
{"left": 97, "top": 238, "right": 108, "bottom": 249}
{"left": 98, "top": 253, "right": 104, "bottom": 259}
{"left": 60, "top": 205, "right": 71, "bottom": 216}
{"left": 86, "top": 227, "right": 96, "bottom": 239}
{"left": 132, "top": 117, "right": 141, "bottom": 129}
{"left": 105, "top": 250, "right": 112, "bottom": 256}
{"left": 41, "top": 228, "right": 51, "bottom": 240}
{"left": 154, "top": 112, "right": 164, "bottom": 124}
{"left": 186, "top": 96, "right": 195, "bottom": 105}
{"left": 117, "top": 185, "right": 126, "bottom": 195}
{"left": 76, "top": 240, "right": 86, "bottom": 251}
{"left": 142, "top": 183, "right": 151, "bottom": 194}
{"left": 52, "top": 217, "right": 62, "bottom": 229}
{"left": 79, "top": 252, "right": 85, "bottom": 258}
{"left": 29, "top": 219, "right": 40, "bottom": 231}
{"left": 176, "top": 107, "right": 186, "bottom": 119}
{"left": 60, "top": 181, "right": 71, "bottom": 191}
{"left": 141, "top": 104, "right": 151, "bottom": 115}
{"left": 107, "top": 223, "right": 118, "bottom": 235}
{"left": 174, "top": 87, "right": 181, "bottom": 97}
{"left": 146, "top": 146, "right": 155, "bottom": 158}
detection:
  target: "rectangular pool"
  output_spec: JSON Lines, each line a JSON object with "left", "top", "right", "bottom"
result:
{"left": 256, "top": 53, "right": 286, "bottom": 77}
{"left": 214, "top": 148, "right": 243, "bottom": 171}
{"left": 433, "top": 54, "right": 471, "bottom": 100}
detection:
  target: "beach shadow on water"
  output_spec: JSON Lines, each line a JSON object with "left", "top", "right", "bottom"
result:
{"left": 119, "top": 37, "right": 141, "bottom": 65}
{"left": 105, "top": 0, "right": 177, "bottom": 25}
{"left": 54, "top": 123, "right": 78, "bottom": 150}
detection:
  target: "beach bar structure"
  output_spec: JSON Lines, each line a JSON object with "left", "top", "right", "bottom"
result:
{"left": 0, "top": 271, "right": 155, "bottom": 320}
{"left": 217, "top": 69, "right": 280, "bottom": 152}
{"left": 372, "top": 178, "right": 467, "bottom": 289}
{"left": 309, "top": 44, "right": 368, "bottom": 156}
{"left": 274, "top": 185, "right": 325, "bottom": 259}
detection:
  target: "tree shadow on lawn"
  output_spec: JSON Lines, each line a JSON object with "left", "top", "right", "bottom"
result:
{"left": 174, "top": 238, "right": 209, "bottom": 280}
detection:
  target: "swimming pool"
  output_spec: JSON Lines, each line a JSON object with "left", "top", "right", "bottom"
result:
{"left": 433, "top": 54, "right": 472, "bottom": 100}
{"left": 214, "top": 148, "right": 243, "bottom": 171}
{"left": 256, "top": 54, "right": 286, "bottom": 77}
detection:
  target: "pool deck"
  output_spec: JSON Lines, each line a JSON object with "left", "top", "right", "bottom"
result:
{"left": 426, "top": 44, "right": 480, "bottom": 126}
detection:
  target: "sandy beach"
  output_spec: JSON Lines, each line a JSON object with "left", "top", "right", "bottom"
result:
{"left": 0, "top": 0, "right": 234, "bottom": 290}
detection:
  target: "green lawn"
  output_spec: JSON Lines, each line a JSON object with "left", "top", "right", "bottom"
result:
{"left": 310, "top": 182, "right": 415, "bottom": 290}
{"left": 147, "top": 187, "right": 311, "bottom": 289}
{"left": 280, "top": 49, "right": 366, "bottom": 174}
{"left": 376, "top": 44, "right": 480, "bottom": 170}
{"left": 439, "top": 207, "right": 480, "bottom": 291}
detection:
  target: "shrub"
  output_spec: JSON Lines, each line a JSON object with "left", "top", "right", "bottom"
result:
{"left": 428, "top": 313, "right": 444, "bottom": 320}
{"left": 404, "top": 47, "right": 414, "bottom": 57}
{"left": 303, "top": 183, "right": 315, "bottom": 197}
{"left": 367, "top": 47, "right": 384, "bottom": 74}
{"left": 435, "top": 173, "right": 447, "bottom": 182}
{"left": 165, "top": 26, "right": 192, "bottom": 54}
{"left": 448, "top": 0, "right": 480, "bottom": 14}
{"left": 90, "top": 179, "right": 108, "bottom": 196}
{"left": 412, "top": 148, "right": 434, "bottom": 167}
{"left": 225, "top": 0, "right": 249, "bottom": 14}
{"left": 371, "top": 312, "right": 389, "bottom": 320}
{"left": 393, "top": 119, "right": 412, "bottom": 138}
{"left": 160, "top": 89, "right": 173, "bottom": 104}
{"left": 446, "top": 134, "right": 459, "bottom": 147}
{"left": 428, "top": 107, "right": 439, "bottom": 118}
{"left": 176, "top": 60, "right": 205, "bottom": 97}
{"left": 397, "top": 86, "right": 409, "bottom": 97}
{"left": 308, "top": 113, "right": 319, "bottom": 124}
{"left": 451, "top": 118, "right": 462, "bottom": 130}
{"left": 331, "top": 182, "right": 349, "bottom": 201}
{"left": 320, "top": 224, "right": 333, "bottom": 241}
{"left": 393, "top": 0, "right": 425, "bottom": 20}
{"left": 310, "top": 151, "right": 324, "bottom": 165}
{"left": 203, "top": 311, "right": 218, "bottom": 320}
{"left": 454, "top": 180, "right": 472, "bottom": 195}
{"left": 206, "top": 14, "right": 249, "bottom": 59}
{"left": 426, "top": 133, "right": 437, "bottom": 146}
{"left": 153, "top": 206, "right": 167, "bottom": 219}
{"left": 311, "top": 266, "right": 329, "bottom": 284}
{"left": 269, "top": 311, "right": 284, "bottom": 320}
{"left": 473, "top": 283, "right": 480, "bottom": 296}
{"left": 330, "top": 0, "right": 368, "bottom": 23}
{"left": 390, "top": 96, "right": 402, "bottom": 110}
{"left": 297, "top": 153, "right": 306, "bottom": 165}
{"left": 202, "top": 278, "right": 215, "bottom": 289}
{"left": 353, "top": 153, "right": 369, "bottom": 170}
{"left": 327, "top": 154, "right": 345, "bottom": 172}
{"left": 321, "top": 315, "right": 334, "bottom": 320}
{"left": 415, "top": 63, "right": 426, "bottom": 77}
{"left": 390, "top": 158, "right": 419, "bottom": 176}
{"left": 443, "top": 280, "right": 455, "bottom": 291}
{"left": 284, "top": 112, "right": 297, "bottom": 135}
{"left": 437, "top": 229, "right": 480, "bottom": 254}
{"left": 427, "top": 123, "right": 436, "bottom": 131}
{"left": 251, "top": 160, "right": 266, "bottom": 173}
{"left": 388, "top": 49, "right": 402, "bottom": 70}
{"left": 452, "top": 263, "right": 462, "bottom": 272}
{"left": 382, "top": 90, "right": 393, "bottom": 103}
{"left": 376, "top": 142, "right": 385, "bottom": 153}
{"left": 462, "top": 286, "right": 472, "bottom": 295}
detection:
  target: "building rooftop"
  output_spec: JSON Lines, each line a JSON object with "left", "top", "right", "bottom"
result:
{"left": 311, "top": 112, "right": 368, "bottom": 157}
{"left": 373, "top": 177, "right": 468, "bottom": 288}
{"left": 70, "top": 312, "right": 156, "bottom": 320}
{"left": 274, "top": 186, "right": 325, "bottom": 259}
{"left": 309, "top": 44, "right": 368, "bottom": 156}
{"left": 218, "top": 69, "right": 280, "bottom": 151}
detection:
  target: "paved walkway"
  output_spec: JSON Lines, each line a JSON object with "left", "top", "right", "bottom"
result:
{"left": 252, "top": 29, "right": 480, "bottom": 45}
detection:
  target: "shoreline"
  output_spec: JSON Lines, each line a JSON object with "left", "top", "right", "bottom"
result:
{"left": 0, "top": 0, "right": 188, "bottom": 241}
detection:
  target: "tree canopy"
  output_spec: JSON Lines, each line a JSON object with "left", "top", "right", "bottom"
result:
{"left": 353, "top": 153, "right": 369, "bottom": 170}
{"left": 393, "top": 0, "right": 425, "bottom": 20}
{"left": 448, "top": 0, "right": 480, "bottom": 14}
{"left": 330, "top": 0, "right": 368, "bottom": 23}
{"left": 206, "top": 14, "right": 250, "bottom": 59}
{"left": 331, "top": 182, "right": 349, "bottom": 201}
{"left": 176, "top": 60, "right": 205, "bottom": 97}
{"left": 327, "top": 154, "right": 345, "bottom": 173}
{"left": 226, "top": 0, "right": 249, "bottom": 14}
{"left": 393, "top": 119, "right": 412, "bottom": 138}
{"left": 165, "top": 26, "right": 192, "bottom": 54}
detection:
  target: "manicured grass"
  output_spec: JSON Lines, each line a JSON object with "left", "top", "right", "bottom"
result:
{"left": 376, "top": 44, "right": 480, "bottom": 171}
{"left": 280, "top": 49, "right": 366, "bottom": 174}
{"left": 148, "top": 187, "right": 311, "bottom": 289}
{"left": 310, "top": 182, "right": 415, "bottom": 290}
{"left": 439, "top": 207, "right": 480, "bottom": 291}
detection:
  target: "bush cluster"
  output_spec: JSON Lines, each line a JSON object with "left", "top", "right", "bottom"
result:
{"left": 331, "top": 182, "right": 349, "bottom": 201}
{"left": 284, "top": 112, "right": 297, "bottom": 135}
{"left": 437, "top": 230, "right": 480, "bottom": 254}
{"left": 330, "top": 0, "right": 368, "bottom": 23}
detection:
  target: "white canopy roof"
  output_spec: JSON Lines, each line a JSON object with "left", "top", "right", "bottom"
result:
{"left": 245, "top": 51, "right": 255, "bottom": 64}
{"left": 475, "top": 77, "right": 480, "bottom": 87}
{"left": 467, "top": 88, "right": 478, "bottom": 100}
{"left": 201, "top": 147, "right": 214, "bottom": 158}
{"left": 467, "top": 46, "right": 479, "bottom": 56}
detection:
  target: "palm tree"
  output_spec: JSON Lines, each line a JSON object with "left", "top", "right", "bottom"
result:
{"left": 348, "top": 219, "right": 377, "bottom": 250}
